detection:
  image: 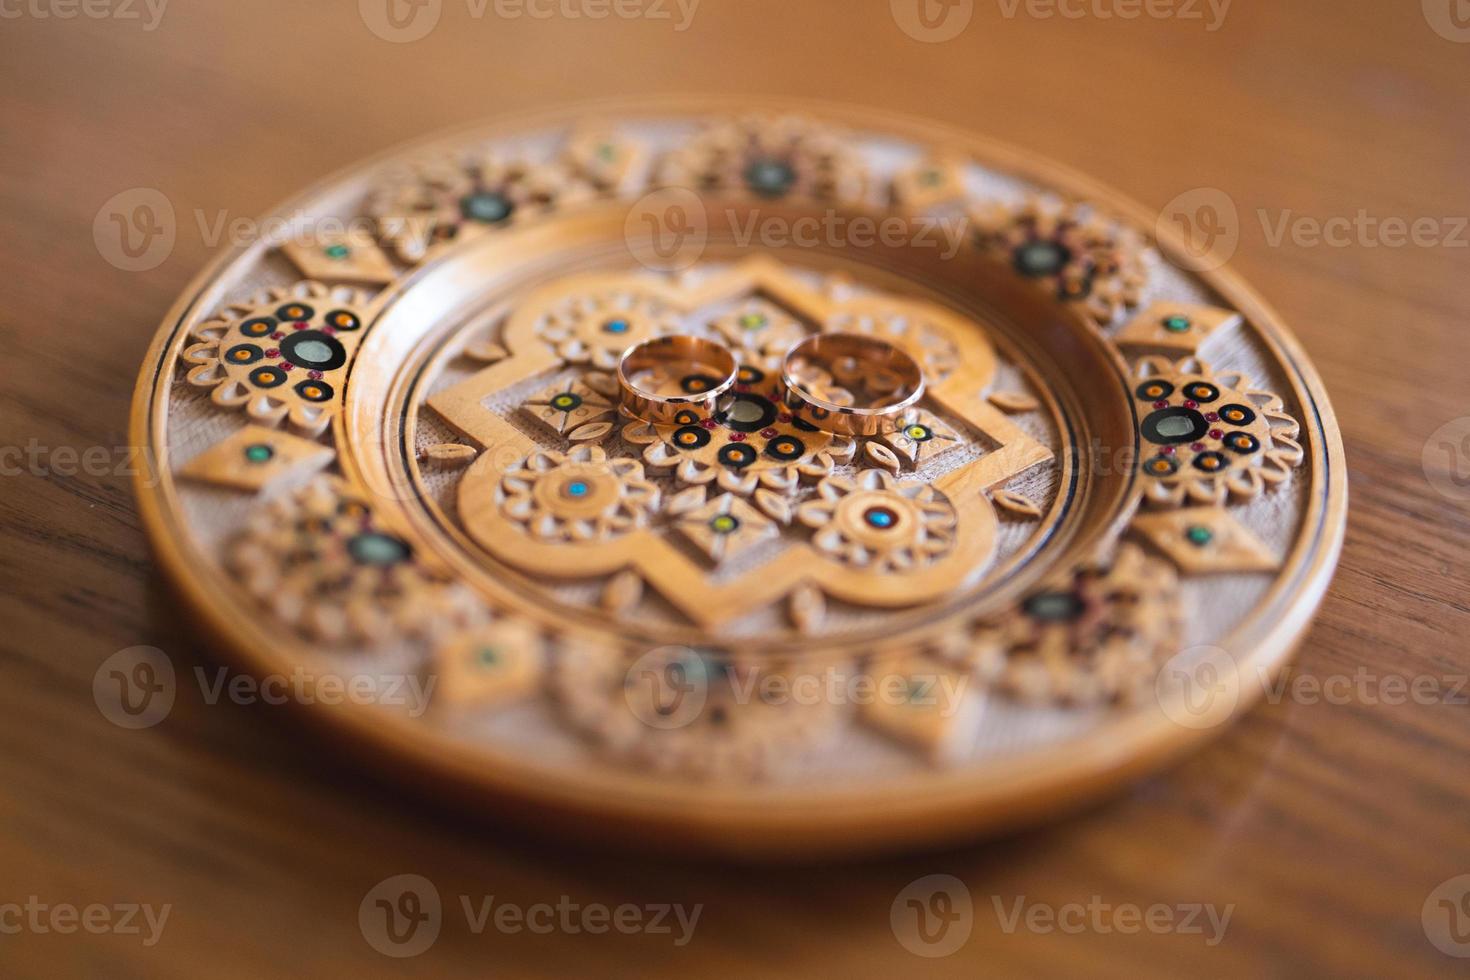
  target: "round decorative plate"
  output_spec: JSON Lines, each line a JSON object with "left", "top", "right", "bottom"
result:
{"left": 132, "top": 98, "right": 1345, "bottom": 857}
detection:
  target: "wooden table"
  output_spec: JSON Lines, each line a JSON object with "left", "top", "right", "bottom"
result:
{"left": 3, "top": 0, "right": 1467, "bottom": 975}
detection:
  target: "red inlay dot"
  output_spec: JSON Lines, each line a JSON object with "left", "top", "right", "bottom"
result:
{"left": 1161, "top": 446, "right": 1177, "bottom": 456}
{"left": 293, "top": 321, "right": 309, "bottom": 331}
{"left": 1205, "top": 412, "right": 1220, "bottom": 422}
{"left": 265, "top": 348, "right": 280, "bottom": 358}
{"left": 760, "top": 428, "right": 778, "bottom": 439}
{"left": 1210, "top": 429, "right": 1224, "bottom": 440}
{"left": 309, "top": 370, "right": 323, "bottom": 380}
{"left": 729, "top": 433, "right": 747, "bottom": 442}
{"left": 700, "top": 419, "right": 718, "bottom": 430}
{"left": 271, "top": 331, "right": 285, "bottom": 340}
{"left": 1185, "top": 400, "right": 1199, "bottom": 409}
{"left": 777, "top": 413, "right": 793, "bottom": 423}
{"left": 1153, "top": 400, "right": 1169, "bottom": 409}
{"left": 322, "top": 325, "right": 336, "bottom": 336}
{"left": 1190, "top": 442, "right": 1205, "bottom": 452}
{"left": 281, "top": 362, "right": 295, "bottom": 371}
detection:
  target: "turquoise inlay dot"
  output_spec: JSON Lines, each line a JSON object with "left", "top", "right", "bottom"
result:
{"left": 603, "top": 319, "right": 630, "bottom": 334}
{"left": 864, "top": 507, "right": 898, "bottom": 529}
{"left": 460, "top": 191, "right": 514, "bottom": 224}
{"left": 1014, "top": 240, "right": 1070, "bottom": 277}
{"left": 323, "top": 243, "right": 351, "bottom": 260}
{"left": 347, "top": 532, "right": 411, "bottom": 566}
{"left": 1186, "top": 525, "right": 1214, "bottom": 547}
{"left": 244, "top": 443, "right": 274, "bottom": 464}
{"left": 477, "top": 647, "right": 499, "bottom": 667}
{"left": 567, "top": 481, "right": 590, "bottom": 497}
{"left": 1163, "top": 315, "right": 1193, "bottom": 333}
{"left": 744, "top": 158, "right": 796, "bottom": 198}
{"left": 293, "top": 339, "right": 334, "bottom": 365}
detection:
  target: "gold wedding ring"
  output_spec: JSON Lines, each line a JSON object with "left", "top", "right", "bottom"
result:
{"left": 779, "top": 333, "right": 925, "bottom": 437}
{"left": 617, "top": 335, "right": 739, "bottom": 425}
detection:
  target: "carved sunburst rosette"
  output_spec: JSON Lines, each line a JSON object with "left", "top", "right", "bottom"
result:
{"left": 132, "top": 99, "right": 1345, "bottom": 858}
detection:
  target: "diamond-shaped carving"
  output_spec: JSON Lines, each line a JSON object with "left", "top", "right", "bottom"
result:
{"left": 859, "top": 657, "right": 981, "bottom": 762}
{"left": 1114, "top": 302, "right": 1241, "bottom": 355}
{"left": 1132, "top": 506, "right": 1279, "bottom": 574}
{"left": 675, "top": 493, "right": 778, "bottom": 564}
{"left": 280, "top": 229, "right": 396, "bottom": 286}
{"left": 891, "top": 159, "right": 966, "bottom": 212}
{"left": 524, "top": 379, "right": 616, "bottom": 436}
{"left": 433, "top": 620, "right": 543, "bottom": 707}
{"left": 178, "top": 424, "right": 333, "bottom": 492}
{"left": 880, "top": 408, "right": 963, "bottom": 465}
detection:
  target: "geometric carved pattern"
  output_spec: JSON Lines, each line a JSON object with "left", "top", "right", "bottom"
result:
{"left": 1132, "top": 506, "right": 1280, "bottom": 574}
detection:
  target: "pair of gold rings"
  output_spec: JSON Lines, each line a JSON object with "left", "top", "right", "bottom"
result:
{"left": 616, "top": 332, "right": 925, "bottom": 437}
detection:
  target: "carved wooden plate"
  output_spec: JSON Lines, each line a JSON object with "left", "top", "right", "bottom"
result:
{"left": 132, "top": 98, "right": 1346, "bottom": 858}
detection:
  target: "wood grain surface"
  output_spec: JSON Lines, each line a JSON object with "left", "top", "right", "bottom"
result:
{"left": 2, "top": 0, "right": 1468, "bottom": 975}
